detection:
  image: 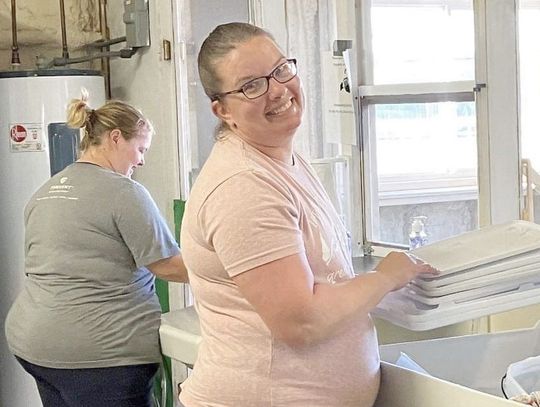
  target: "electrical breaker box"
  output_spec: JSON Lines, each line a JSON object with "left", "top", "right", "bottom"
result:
{"left": 123, "top": 0, "right": 150, "bottom": 48}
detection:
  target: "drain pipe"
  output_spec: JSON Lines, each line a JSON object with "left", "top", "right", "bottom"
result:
{"left": 59, "top": 0, "right": 69, "bottom": 59}
{"left": 10, "top": 0, "right": 21, "bottom": 67}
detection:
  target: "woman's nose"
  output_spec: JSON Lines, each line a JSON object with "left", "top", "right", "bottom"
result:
{"left": 267, "top": 77, "right": 287, "bottom": 98}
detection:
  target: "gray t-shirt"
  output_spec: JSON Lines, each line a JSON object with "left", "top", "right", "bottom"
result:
{"left": 5, "top": 162, "right": 180, "bottom": 368}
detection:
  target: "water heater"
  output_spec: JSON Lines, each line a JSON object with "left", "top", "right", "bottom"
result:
{"left": 0, "top": 69, "right": 105, "bottom": 407}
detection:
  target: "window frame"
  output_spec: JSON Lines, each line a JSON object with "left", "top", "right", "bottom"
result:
{"left": 359, "top": 81, "right": 477, "bottom": 206}
{"left": 352, "top": 0, "right": 522, "bottom": 255}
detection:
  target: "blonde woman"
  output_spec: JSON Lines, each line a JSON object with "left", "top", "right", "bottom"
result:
{"left": 5, "top": 94, "right": 187, "bottom": 407}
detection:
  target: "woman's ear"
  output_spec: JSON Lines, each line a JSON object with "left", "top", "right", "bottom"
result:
{"left": 109, "top": 129, "right": 122, "bottom": 145}
{"left": 212, "top": 100, "right": 234, "bottom": 128}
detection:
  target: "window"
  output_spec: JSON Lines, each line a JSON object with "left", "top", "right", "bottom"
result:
{"left": 374, "top": 101, "right": 477, "bottom": 204}
{"left": 519, "top": 0, "right": 540, "bottom": 223}
{"left": 357, "top": 0, "right": 478, "bottom": 248}
{"left": 370, "top": 1, "right": 475, "bottom": 84}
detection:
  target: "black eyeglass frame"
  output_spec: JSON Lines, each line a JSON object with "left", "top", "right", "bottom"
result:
{"left": 211, "top": 58, "right": 297, "bottom": 101}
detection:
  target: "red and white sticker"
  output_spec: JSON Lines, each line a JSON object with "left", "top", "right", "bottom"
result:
{"left": 9, "top": 123, "right": 44, "bottom": 152}
{"left": 10, "top": 124, "right": 27, "bottom": 142}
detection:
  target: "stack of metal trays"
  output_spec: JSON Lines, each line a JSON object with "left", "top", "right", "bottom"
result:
{"left": 372, "top": 220, "right": 540, "bottom": 331}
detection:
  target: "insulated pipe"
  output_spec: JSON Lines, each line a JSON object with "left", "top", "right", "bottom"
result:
{"left": 84, "top": 36, "right": 127, "bottom": 49}
{"left": 52, "top": 48, "right": 137, "bottom": 67}
{"left": 59, "top": 0, "right": 69, "bottom": 59}
{"left": 10, "top": 0, "right": 20, "bottom": 66}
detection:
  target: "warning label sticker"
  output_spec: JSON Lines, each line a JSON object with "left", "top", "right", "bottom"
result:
{"left": 9, "top": 123, "right": 44, "bottom": 152}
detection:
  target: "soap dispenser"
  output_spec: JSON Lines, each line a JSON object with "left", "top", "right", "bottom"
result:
{"left": 409, "top": 216, "right": 428, "bottom": 249}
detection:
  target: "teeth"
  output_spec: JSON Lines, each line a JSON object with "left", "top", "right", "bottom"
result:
{"left": 268, "top": 99, "right": 292, "bottom": 115}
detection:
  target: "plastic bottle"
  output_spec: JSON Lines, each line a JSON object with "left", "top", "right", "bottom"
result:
{"left": 409, "top": 216, "right": 428, "bottom": 249}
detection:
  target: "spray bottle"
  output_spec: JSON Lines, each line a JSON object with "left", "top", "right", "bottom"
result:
{"left": 409, "top": 216, "right": 428, "bottom": 249}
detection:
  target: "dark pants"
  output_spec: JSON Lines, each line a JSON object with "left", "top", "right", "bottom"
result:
{"left": 16, "top": 356, "right": 159, "bottom": 407}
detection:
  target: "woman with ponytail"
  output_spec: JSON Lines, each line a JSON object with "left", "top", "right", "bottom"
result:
{"left": 5, "top": 91, "right": 187, "bottom": 407}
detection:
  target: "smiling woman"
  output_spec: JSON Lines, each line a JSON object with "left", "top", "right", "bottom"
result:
{"left": 179, "top": 22, "right": 437, "bottom": 407}
{"left": 206, "top": 29, "right": 303, "bottom": 161}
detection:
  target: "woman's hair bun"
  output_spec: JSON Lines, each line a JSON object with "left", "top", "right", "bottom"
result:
{"left": 67, "top": 88, "right": 93, "bottom": 129}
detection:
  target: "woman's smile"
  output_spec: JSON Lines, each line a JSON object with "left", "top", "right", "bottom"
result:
{"left": 266, "top": 97, "right": 294, "bottom": 116}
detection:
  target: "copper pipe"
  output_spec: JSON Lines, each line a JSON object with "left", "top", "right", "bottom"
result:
{"left": 59, "top": 0, "right": 69, "bottom": 59}
{"left": 10, "top": 0, "right": 20, "bottom": 66}
{"left": 98, "top": 0, "right": 111, "bottom": 98}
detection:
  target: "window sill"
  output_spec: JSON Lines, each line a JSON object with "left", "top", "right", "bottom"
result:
{"left": 379, "top": 186, "right": 478, "bottom": 206}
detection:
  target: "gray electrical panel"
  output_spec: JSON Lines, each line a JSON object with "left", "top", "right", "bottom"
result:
{"left": 48, "top": 123, "right": 79, "bottom": 176}
{"left": 123, "top": 0, "right": 150, "bottom": 48}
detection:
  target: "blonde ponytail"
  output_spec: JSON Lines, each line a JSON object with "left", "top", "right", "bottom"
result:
{"left": 66, "top": 89, "right": 152, "bottom": 152}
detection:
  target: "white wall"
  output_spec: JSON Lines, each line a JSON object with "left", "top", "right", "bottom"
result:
{"left": 107, "top": 1, "right": 180, "bottom": 228}
{"left": 187, "top": 0, "right": 250, "bottom": 170}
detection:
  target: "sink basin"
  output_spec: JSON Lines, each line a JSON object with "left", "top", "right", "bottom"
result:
{"left": 159, "top": 306, "right": 201, "bottom": 366}
{"left": 158, "top": 306, "right": 518, "bottom": 406}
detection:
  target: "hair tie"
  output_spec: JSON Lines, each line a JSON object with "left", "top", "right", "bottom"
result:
{"left": 87, "top": 105, "right": 97, "bottom": 117}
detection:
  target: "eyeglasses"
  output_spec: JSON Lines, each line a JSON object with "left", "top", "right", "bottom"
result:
{"left": 212, "top": 58, "right": 297, "bottom": 101}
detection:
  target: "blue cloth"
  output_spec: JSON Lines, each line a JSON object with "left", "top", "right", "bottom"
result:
{"left": 16, "top": 356, "right": 159, "bottom": 407}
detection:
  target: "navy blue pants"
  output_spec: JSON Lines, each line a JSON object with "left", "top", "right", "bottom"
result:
{"left": 16, "top": 356, "right": 159, "bottom": 407}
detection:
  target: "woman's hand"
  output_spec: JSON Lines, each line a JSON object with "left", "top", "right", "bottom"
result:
{"left": 232, "top": 251, "right": 438, "bottom": 346}
{"left": 374, "top": 251, "right": 438, "bottom": 292}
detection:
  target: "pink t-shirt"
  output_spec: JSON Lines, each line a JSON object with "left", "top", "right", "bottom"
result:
{"left": 180, "top": 134, "right": 380, "bottom": 407}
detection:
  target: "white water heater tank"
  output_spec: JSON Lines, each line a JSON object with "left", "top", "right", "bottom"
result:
{"left": 0, "top": 69, "right": 105, "bottom": 407}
